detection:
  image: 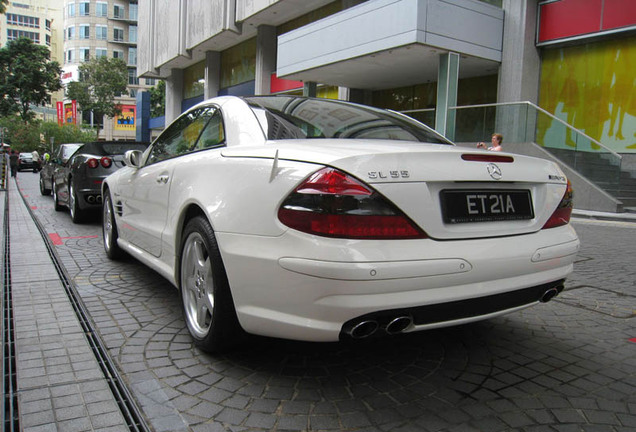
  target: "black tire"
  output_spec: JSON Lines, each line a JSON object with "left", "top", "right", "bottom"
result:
{"left": 179, "top": 216, "right": 242, "bottom": 353}
{"left": 69, "top": 181, "right": 85, "bottom": 223}
{"left": 39, "top": 175, "right": 51, "bottom": 195}
{"left": 102, "top": 191, "right": 124, "bottom": 260}
{"left": 52, "top": 180, "right": 63, "bottom": 212}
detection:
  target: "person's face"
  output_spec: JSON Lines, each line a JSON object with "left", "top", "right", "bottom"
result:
{"left": 491, "top": 135, "right": 498, "bottom": 145}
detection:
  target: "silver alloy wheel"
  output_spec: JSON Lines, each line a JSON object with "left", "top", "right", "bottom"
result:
{"left": 181, "top": 231, "right": 215, "bottom": 339}
{"left": 69, "top": 182, "right": 77, "bottom": 219}
{"left": 103, "top": 195, "right": 114, "bottom": 251}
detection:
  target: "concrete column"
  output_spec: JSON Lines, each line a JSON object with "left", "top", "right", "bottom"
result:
{"left": 135, "top": 91, "right": 150, "bottom": 142}
{"left": 435, "top": 52, "right": 459, "bottom": 140}
{"left": 498, "top": 0, "right": 540, "bottom": 103}
{"left": 165, "top": 68, "right": 184, "bottom": 124}
{"left": 255, "top": 25, "right": 277, "bottom": 95}
{"left": 338, "top": 87, "right": 350, "bottom": 101}
{"left": 204, "top": 51, "right": 220, "bottom": 99}
{"left": 303, "top": 81, "right": 317, "bottom": 97}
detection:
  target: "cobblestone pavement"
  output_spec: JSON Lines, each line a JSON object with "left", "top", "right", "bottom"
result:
{"left": 12, "top": 172, "right": 636, "bottom": 431}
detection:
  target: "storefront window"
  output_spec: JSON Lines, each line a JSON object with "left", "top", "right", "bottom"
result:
{"left": 184, "top": 61, "right": 205, "bottom": 99}
{"left": 220, "top": 39, "right": 256, "bottom": 89}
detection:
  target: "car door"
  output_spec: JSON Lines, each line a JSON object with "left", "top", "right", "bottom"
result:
{"left": 118, "top": 105, "right": 218, "bottom": 257}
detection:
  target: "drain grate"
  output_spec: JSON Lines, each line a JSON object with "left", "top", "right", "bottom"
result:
{"left": 2, "top": 189, "right": 19, "bottom": 431}
{"left": 16, "top": 186, "right": 150, "bottom": 432}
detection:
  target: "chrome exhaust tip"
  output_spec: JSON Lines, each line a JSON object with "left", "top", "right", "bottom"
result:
{"left": 385, "top": 316, "right": 413, "bottom": 334}
{"left": 349, "top": 320, "right": 379, "bottom": 339}
{"left": 87, "top": 195, "right": 96, "bottom": 203}
{"left": 541, "top": 287, "right": 559, "bottom": 303}
{"left": 96, "top": 195, "right": 103, "bottom": 203}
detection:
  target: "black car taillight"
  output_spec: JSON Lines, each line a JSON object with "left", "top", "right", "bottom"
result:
{"left": 542, "top": 180, "right": 573, "bottom": 229}
{"left": 100, "top": 157, "right": 112, "bottom": 168}
{"left": 278, "top": 167, "right": 427, "bottom": 239}
{"left": 87, "top": 157, "right": 112, "bottom": 168}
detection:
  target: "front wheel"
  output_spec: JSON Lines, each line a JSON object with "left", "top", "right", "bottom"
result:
{"left": 180, "top": 216, "right": 242, "bottom": 353}
{"left": 102, "top": 192, "right": 124, "bottom": 259}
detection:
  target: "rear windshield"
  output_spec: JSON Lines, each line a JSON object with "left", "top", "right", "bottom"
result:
{"left": 78, "top": 142, "right": 148, "bottom": 156}
{"left": 245, "top": 96, "right": 451, "bottom": 144}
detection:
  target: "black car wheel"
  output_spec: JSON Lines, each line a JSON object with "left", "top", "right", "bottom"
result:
{"left": 179, "top": 216, "right": 242, "bottom": 353}
{"left": 69, "top": 182, "right": 85, "bottom": 223}
{"left": 39, "top": 175, "right": 51, "bottom": 196}
{"left": 102, "top": 191, "right": 124, "bottom": 260}
{"left": 52, "top": 180, "right": 63, "bottom": 212}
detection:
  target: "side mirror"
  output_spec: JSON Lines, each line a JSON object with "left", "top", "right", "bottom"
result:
{"left": 124, "top": 149, "right": 143, "bottom": 168}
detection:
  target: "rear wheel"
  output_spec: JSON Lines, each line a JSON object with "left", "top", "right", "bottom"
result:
{"left": 69, "top": 181, "right": 85, "bottom": 223}
{"left": 52, "top": 180, "right": 63, "bottom": 212}
{"left": 180, "top": 216, "right": 241, "bottom": 353}
{"left": 102, "top": 192, "right": 124, "bottom": 260}
{"left": 39, "top": 175, "right": 50, "bottom": 195}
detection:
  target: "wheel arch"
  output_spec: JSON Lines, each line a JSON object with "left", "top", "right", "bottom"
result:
{"left": 174, "top": 204, "right": 211, "bottom": 290}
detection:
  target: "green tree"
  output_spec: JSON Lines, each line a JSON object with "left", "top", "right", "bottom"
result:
{"left": 0, "top": 0, "right": 8, "bottom": 14}
{"left": 0, "top": 38, "right": 62, "bottom": 123}
{"left": 39, "top": 121, "right": 97, "bottom": 152}
{"left": 66, "top": 56, "right": 128, "bottom": 139}
{"left": 149, "top": 80, "right": 166, "bottom": 118}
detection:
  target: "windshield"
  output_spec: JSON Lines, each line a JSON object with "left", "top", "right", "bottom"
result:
{"left": 245, "top": 96, "right": 451, "bottom": 144}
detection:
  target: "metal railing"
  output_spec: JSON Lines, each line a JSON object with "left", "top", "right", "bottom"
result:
{"left": 402, "top": 101, "right": 624, "bottom": 193}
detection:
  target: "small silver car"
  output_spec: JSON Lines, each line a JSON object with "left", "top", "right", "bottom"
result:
{"left": 52, "top": 141, "right": 148, "bottom": 223}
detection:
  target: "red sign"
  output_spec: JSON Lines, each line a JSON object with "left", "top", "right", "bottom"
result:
{"left": 538, "top": 0, "right": 636, "bottom": 44}
{"left": 270, "top": 73, "right": 303, "bottom": 94}
{"left": 72, "top": 100, "right": 77, "bottom": 126}
{"left": 56, "top": 101, "right": 64, "bottom": 126}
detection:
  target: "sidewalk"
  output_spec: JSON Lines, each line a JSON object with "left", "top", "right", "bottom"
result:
{"left": 2, "top": 178, "right": 131, "bottom": 432}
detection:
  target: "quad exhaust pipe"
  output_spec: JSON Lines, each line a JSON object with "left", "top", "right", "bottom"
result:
{"left": 347, "top": 315, "right": 413, "bottom": 339}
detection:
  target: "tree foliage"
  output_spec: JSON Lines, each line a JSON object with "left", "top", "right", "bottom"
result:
{"left": 0, "top": 38, "right": 62, "bottom": 123}
{"left": 66, "top": 56, "right": 128, "bottom": 121}
{"left": 0, "top": 117, "right": 96, "bottom": 152}
{"left": 0, "top": 0, "right": 8, "bottom": 14}
{"left": 149, "top": 80, "right": 166, "bottom": 118}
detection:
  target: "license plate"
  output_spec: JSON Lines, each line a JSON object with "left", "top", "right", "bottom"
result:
{"left": 440, "top": 189, "right": 534, "bottom": 223}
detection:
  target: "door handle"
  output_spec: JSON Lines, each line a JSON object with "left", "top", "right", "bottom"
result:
{"left": 156, "top": 175, "right": 169, "bottom": 184}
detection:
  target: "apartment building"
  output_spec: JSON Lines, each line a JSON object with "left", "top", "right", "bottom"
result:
{"left": 1, "top": 0, "right": 64, "bottom": 118}
{"left": 62, "top": 0, "right": 153, "bottom": 140}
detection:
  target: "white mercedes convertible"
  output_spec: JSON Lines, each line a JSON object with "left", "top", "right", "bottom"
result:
{"left": 102, "top": 95, "right": 579, "bottom": 352}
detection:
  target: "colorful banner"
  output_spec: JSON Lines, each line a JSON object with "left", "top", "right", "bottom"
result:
{"left": 64, "top": 102, "right": 76, "bottom": 125}
{"left": 56, "top": 101, "right": 64, "bottom": 126}
{"left": 114, "top": 105, "right": 136, "bottom": 131}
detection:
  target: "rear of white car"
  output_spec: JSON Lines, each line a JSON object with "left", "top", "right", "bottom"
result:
{"left": 214, "top": 142, "right": 579, "bottom": 342}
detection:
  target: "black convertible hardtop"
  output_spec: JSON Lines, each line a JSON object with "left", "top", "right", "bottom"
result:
{"left": 74, "top": 141, "right": 149, "bottom": 157}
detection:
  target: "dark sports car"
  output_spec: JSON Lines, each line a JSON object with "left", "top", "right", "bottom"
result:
{"left": 52, "top": 141, "right": 148, "bottom": 223}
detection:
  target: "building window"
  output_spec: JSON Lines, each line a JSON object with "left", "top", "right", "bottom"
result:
{"left": 129, "top": 26, "right": 137, "bottom": 43}
{"left": 129, "top": 4, "right": 138, "bottom": 20}
{"left": 6, "top": 14, "right": 40, "bottom": 28}
{"left": 146, "top": 78, "right": 156, "bottom": 86}
{"left": 46, "top": 19, "right": 51, "bottom": 31}
{"left": 79, "top": 2, "right": 90, "bottom": 16}
{"left": 80, "top": 47, "right": 90, "bottom": 62}
{"left": 68, "top": 3, "right": 76, "bottom": 18}
{"left": 113, "top": 50, "right": 124, "bottom": 60}
{"left": 67, "top": 26, "right": 75, "bottom": 40}
{"left": 67, "top": 49, "right": 76, "bottom": 63}
{"left": 113, "top": 27, "right": 124, "bottom": 41}
{"left": 128, "top": 47, "right": 137, "bottom": 66}
{"left": 46, "top": 34, "right": 51, "bottom": 46}
{"left": 96, "top": 25, "right": 107, "bottom": 40}
{"left": 128, "top": 68, "right": 139, "bottom": 85}
{"left": 79, "top": 24, "right": 90, "bottom": 39}
{"left": 96, "top": 2, "right": 107, "bottom": 17}
{"left": 113, "top": 4, "right": 124, "bottom": 19}
{"left": 7, "top": 29, "right": 40, "bottom": 43}
{"left": 96, "top": 48, "right": 108, "bottom": 58}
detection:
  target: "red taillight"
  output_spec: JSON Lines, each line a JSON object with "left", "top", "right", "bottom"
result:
{"left": 87, "top": 158, "right": 99, "bottom": 168}
{"left": 543, "top": 180, "right": 573, "bottom": 229}
{"left": 278, "top": 167, "right": 427, "bottom": 239}
{"left": 101, "top": 157, "right": 112, "bottom": 168}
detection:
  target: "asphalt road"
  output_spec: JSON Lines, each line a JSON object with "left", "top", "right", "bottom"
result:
{"left": 14, "top": 170, "right": 636, "bottom": 432}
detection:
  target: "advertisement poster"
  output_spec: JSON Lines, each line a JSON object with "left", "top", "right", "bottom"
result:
{"left": 114, "top": 105, "right": 136, "bottom": 131}
{"left": 64, "top": 102, "right": 76, "bottom": 125}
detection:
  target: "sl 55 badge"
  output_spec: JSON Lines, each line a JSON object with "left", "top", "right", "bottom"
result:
{"left": 368, "top": 170, "right": 410, "bottom": 179}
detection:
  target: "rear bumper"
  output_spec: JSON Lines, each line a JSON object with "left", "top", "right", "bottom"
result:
{"left": 216, "top": 225, "right": 579, "bottom": 342}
